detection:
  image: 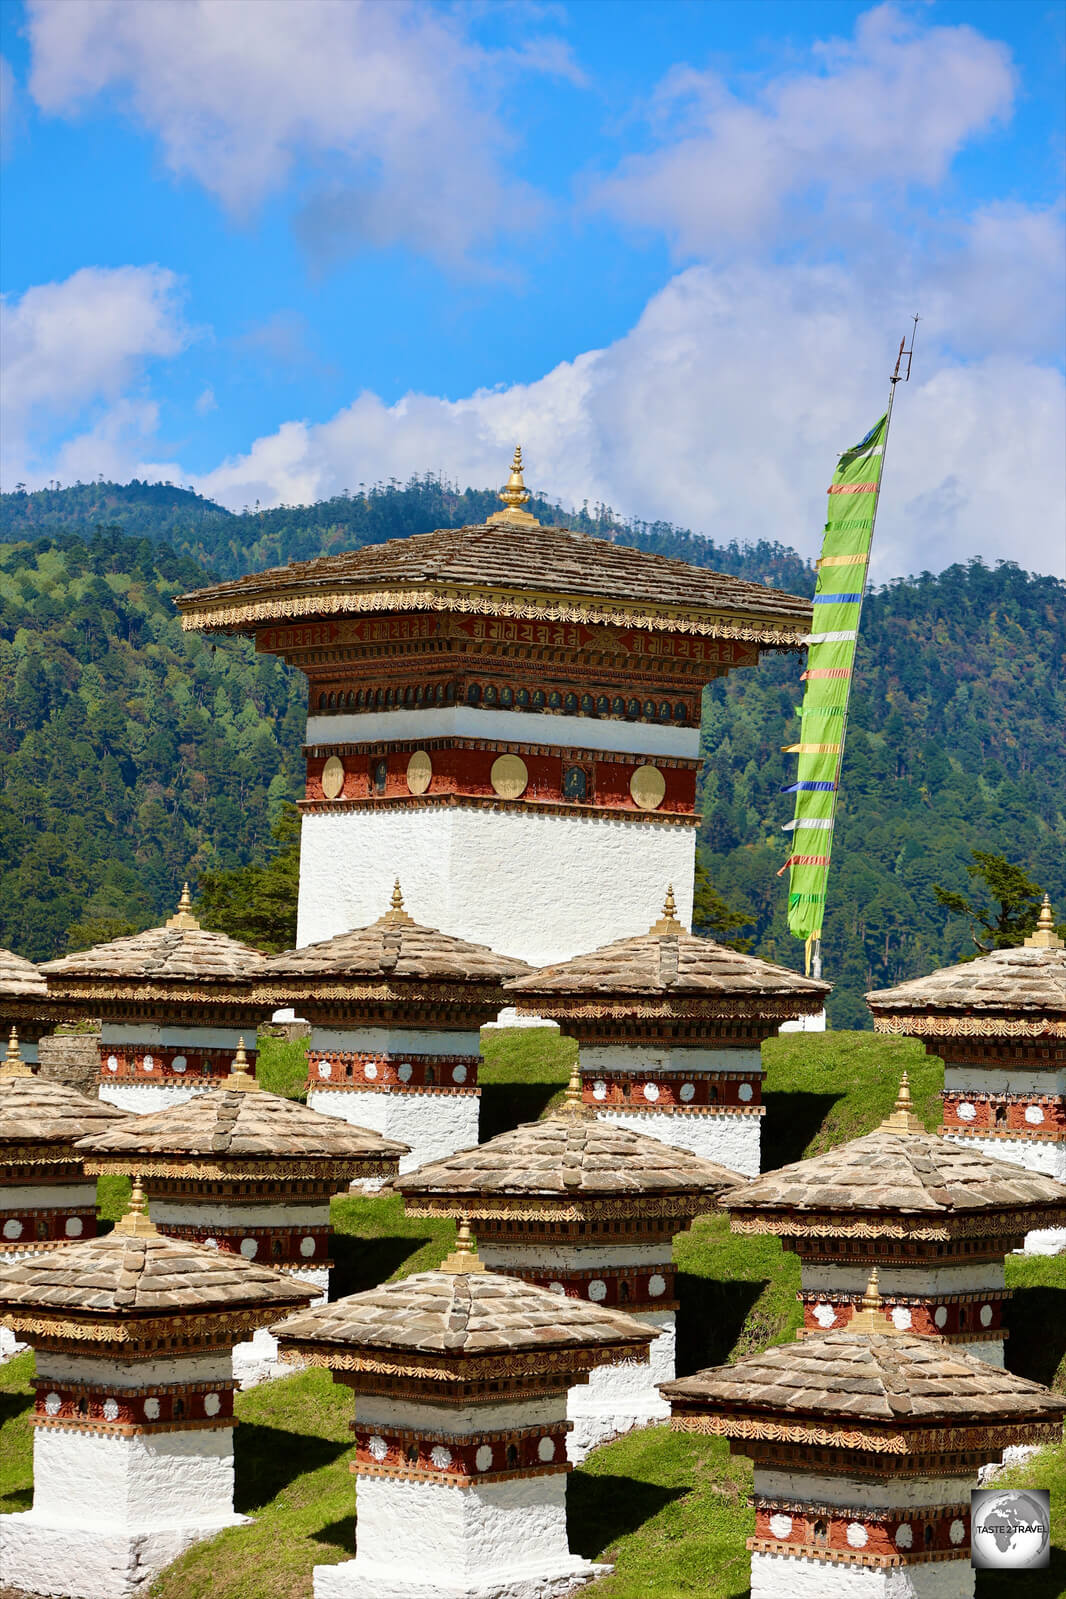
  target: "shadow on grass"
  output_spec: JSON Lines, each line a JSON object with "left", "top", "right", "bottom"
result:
{"left": 234, "top": 1423, "right": 351, "bottom": 1514}
{"left": 675, "top": 1275, "right": 768, "bottom": 1378}
{"left": 760, "top": 1091, "right": 842, "bottom": 1168}
{"left": 1004, "top": 1287, "right": 1066, "bottom": 1388}
{"left": 979, "top": 1545, "right": 1066, "bottom": 1599}
{"left": 313, "top": 1516, "right": 354, "bottom": 1555}
{"left": 329, "top": 1231, "right": 435, "bottom": 1299}
{"left": 0, "top": 1389, "right": 32, "bottom": 1428}
{"left": 568, "top": 1471, "right": 688, "bottom": 1559}
{"left": 479, "top": 1081, "right": 561, "bottom": 1142}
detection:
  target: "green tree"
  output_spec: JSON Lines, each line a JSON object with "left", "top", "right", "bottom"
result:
{"left": 692, "top": 856, "right": 754, "bottom": 951}
{"left": 933, "top": 850, "right": 1045, "bottom": 953}
{"left": 196, "top": 805, "right": 300, "bottom": 953}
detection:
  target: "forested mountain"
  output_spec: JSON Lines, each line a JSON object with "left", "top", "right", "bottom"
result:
{"left": 1, "top": 480, "right": 1062, "bottom": 1027}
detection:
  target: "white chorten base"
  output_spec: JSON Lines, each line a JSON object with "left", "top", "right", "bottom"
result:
{"left": 749, "top": 1551, "right": 973, "bottom": 1598}
{"left": 566, "top": 1311, "right": 674, "bottom": 1461}
{"left": 1, "top": 1425, "right": 245, "bottom": 1598}
{"left": 312, "top": 1475, "right": 609, "bottom": 1599}
{"left": 0, "top": 1323, "right": 26, "bottom": 1363}
{"left": 483, "top": 1009, "right": 559, "bottom": 1032}
{"left": 1020, "top": 1225, "right": 1066, "bottom": 1255}
{"left": 778, "top": 1011, "right": 827, "bottom": 1034}
{"left": 99, "top": 1080, "right": 219, "bottom": 1113}
{"left": 308, "top": 1087, "right": 479, "bottom": 1174}
{"left": 942, "top": 1131, "right": 1066, "bottom": 1250}
{"left": 232, "top": 1270, "right": 329, "bottom": 1388}
{"left": 598, "top": 1106, "right": 761, "bottom": 1176}
{"left": 296, "top": 799, "right": 696, "bottom": 967}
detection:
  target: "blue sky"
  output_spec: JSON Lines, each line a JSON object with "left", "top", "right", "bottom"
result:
{"left": 2, "top": 0, "right": 1063, "bottom": 577}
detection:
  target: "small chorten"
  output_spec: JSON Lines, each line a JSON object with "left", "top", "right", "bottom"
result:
{"left": 1, "top": 1028, "right": 128, "bottom": 1362}
{"left": 76, "top": 1039, "right": 408, "bottom": 1385}
{"left": 868, "top": 901, "right": 1066, "bottom": 1250}
{"left": 258, "top": 885, "right": 530, "bottom": 1173}
{"left": 661, "top": 1266, "right": 1066, "bottom": 1599}
{"left": 0, "top": 1184, "right": 316, "bottom": 1599}
{"left": 0, "top": 949, "right": 50, "bottom": 1065}
{"left": 398, "top": 1077, "right": 741, "bottom": 1457}
{"left": 505, "top": 891, "right": 829, "bottom": 1176}
{"left": 723, "top": 1071, "right": 1066, "bottom": 1364}
{"left": 272, "top": 1224, "right": 656, "bottom": 1599}
{"left": 486, "top": 444, "right": 540, "bottom": 528}
{"left": 41, "top": 883, "right": 268, "bottom": 1111}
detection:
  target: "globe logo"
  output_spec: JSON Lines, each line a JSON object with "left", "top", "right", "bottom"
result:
{"left": 971, "top": 1489, "right": 1051, "bottom": 1569}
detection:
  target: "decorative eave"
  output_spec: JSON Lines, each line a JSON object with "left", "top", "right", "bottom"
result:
{"left": 666, "top": 1408, "right": 1064, "bottom": 1456}
{"left": 401, "top": 1194, "right": 712, "bottom": 1225}
{"left": 508, "top": 996, "right": 824, "bottom": 1023}
{"left": 39, "top": 979, "right": 263, "bottom": 1008}
{"left": 275, "top": 1337, "right": 650, "bottom": 1385}
{"left": 254, "top": 978, "right": 515, "bottom": 1014}
{"left": 873, "top": 1013, "right": 1066, "bottom": 1040}
{"left": 727, "top": 1205, "right": 1066, "bottom": 1243}
{"left": 81, "top": 1153, "right": 398, "bottom": 1183}
{"left": 1, "top": 1304, "right": 307, "bottom": 1354}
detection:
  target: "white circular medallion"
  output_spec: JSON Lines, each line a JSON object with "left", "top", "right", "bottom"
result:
{"left": 1025, "top": 1104, "right": 1045, "bottom": 1124}
{"left": 592, "top": 1079, "right": 607, "bottom": 1101}
{"left": 430, "top": 1445, "right": 453, "bottom": 1470}
{"left": 934, "top": 1305, "right": 948, "bottom": 1328}
{"left": 203, "top": 1393, "right": 221, "bottom": 1417}
{"left": 490, "top": 754, "right": 529, "bottom": 799}
{"left": 142, "top": 1055, "right": 154, "bottom": 1072}
{"left": 679, "top": 1082, "right": 695, "bottom": 1102}
{"left": 949, "top": 1519, "right": 966, "bottom": 1545}
{"left": 144, "top": 1397, "right": 160, "bottom": 1420}
{"left": 240, "top": 1238, "right": 258, "bottom": 1258}
{"left": 846, "top": 1522, "right": 868, "bottom": 1549}
{"left": 321, "top": 755, "right": 345, "bottom": 800}
{"left": 769, "top": 1513, "right": 793, "bottom": 1540}
{"left": 548, "top": 1281, "right": 565, "bottom": 1295}
{"left": 475, "top": 1444, "right": 493, "bottom": 1472}
{"left": 317, "top": 1060, "right": 333, "bottom": 1080}
{"left": 397, "top": 1063, "right": 413, "bottom": 1083}
{"left": 300, "top": 1237, "right": 316, "bottom": 1257}
{"left": 452, "top": 1064, "right": 468, "bottom": 1084}
{"left": 368, "top": 1434, "right": 388, "bottom": 1461}
{"left": 106, "top": 1055, "right": 119, "bottom": 1072}
{"left": 204, "top": 1237, "right": 219, "bottom": 1250}
{"left": 980, "top": 1303, "right": 993, "bottom": 1327}
{"left": 895, "top": 1523, "right": 913, "bottom": 1550}
{"left": 363, "top": 1062, "right": 378, "bottom": 1080}
{"left": 588, "top": 1279, "right": 607, "bottom": 1301}
{"left": 957, "top": 1101, "right": 977, "bottom": 1122}
{"left": 643, "top": 1082, "right": 660, "bottom": 1102}
{"left": 3, "top": 1219, "right": 22, "bottom": 1239}
{"left": 44, "top": 1392, "right": 62, "bottom": 1416}
{"left": 537, "top": 1436, "right": 555, "bottom": 1462}
{"left": 171, "top": 1055, "right": 187, "bottom": 1073}
{"left": 64, "top": 1217, "right": 83, "bottom": 1238}
{"left": 738, "top": 1082, "right": 754, "bottom": 1103}
{"left": 813, "top": 1302, "right": 836, "bottom": 1328}
{"left": 630, "top": 763, "right": 666, "bottom": 811}
{"left": 406, "top": 750, "right": 433, "bottom": 795}
{"left": 648, "top": 1273, "right": 667, "bottom": 1298}
{"left": 891, "top": 1305, "right": 912, "bottom": 1331}
{"left": 103, "top": 1398, "right": 119, "bottom": 1422}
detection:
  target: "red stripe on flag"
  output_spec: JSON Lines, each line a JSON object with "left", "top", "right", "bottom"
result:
{"left": 801, "top": 668, "right": 852, "bottom": 680}
{"left": 827, "top": 483, "right": 879, "bottom": 494}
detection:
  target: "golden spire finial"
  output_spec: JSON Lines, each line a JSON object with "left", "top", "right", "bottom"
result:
{"left": 381, "top": 877, "right": 414, "bottom": 926}
{"left": 0, "top": 1026, "right": 33, "bottom": 1080}
{"left": 848, "top": 1266, "right": 901, "bottom": 1335}
{"left": 1024, "top": 894, "right": 1063, "bottom": 950}
{"left": 112, "top": 1174, "right": 158, "bottom": 1239}
{"left": 880, "top": 1070, "right": 924, "bottom": 1135}
{"left": 439, "top": 1217, "right": 487, "bottom": 1274}
{"left": 551, "top": 1055, "right": 596, "bottom": 1120}
{"left": 486, "top": 445, "right": 540, "bottom": 528}
{"left": 223, "top": 1037, "right": 259, "bottom": 1092}
{"left": 165, "top": 881, "right": 200, "bottom": 931}
{"left": 650, "top": 884, "right": 684, "bottom": 936}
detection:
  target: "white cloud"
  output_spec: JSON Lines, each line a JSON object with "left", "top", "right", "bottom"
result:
{"left": 192, "top": 263, "right": 1064, "bottom": 580}
{"left": 0, "top": 265, "right": 189, "bottom": 484}
{"left": 25, "top": 0, "right": 572, "bottom": 263}
{"left": 591, "top": 4, "right": 1016, "bottom": 255}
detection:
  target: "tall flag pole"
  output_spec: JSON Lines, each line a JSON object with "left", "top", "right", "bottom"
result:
{"left": 781, "top": 320, "right": 919, "bottom": 979}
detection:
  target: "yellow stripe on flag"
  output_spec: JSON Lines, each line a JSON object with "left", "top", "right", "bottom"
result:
{"left": 783, "top": 743, "right": 842, "bottom": 755}
{"left": 816, "top": 553, "right": 868, "bottom": 568}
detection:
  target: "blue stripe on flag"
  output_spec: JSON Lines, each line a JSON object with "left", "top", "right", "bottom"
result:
{"left": 813, "top": 593, "right": 862, "bottom": 603}
{"left": 780, "top": 781, "right": 836, "bottom": 793}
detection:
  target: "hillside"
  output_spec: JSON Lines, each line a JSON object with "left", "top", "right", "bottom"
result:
{"left": 0, "top": 481, "right": 1063, "bottom": 1028}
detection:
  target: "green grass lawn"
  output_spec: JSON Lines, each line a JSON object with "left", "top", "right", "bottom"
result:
{"left": 1, "top": 1029, "right": 1063, "bottom": 1598}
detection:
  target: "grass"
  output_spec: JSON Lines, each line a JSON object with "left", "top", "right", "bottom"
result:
{"left": 1, "top": 1029, "right": 1062, "bottom": 1598}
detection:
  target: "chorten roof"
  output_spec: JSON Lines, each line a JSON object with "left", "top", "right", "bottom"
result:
{"left": 177, "top": 448, "right": 812, "bottom": 649}
{"left": 0, "top": 1183, "right": 315, "bottom": 1341}
{"left": 398, "top": 1067, "right": 741, "bottom": 1215}
{"left": 40, "top": 886, "right": 266, "bottom": 993}
{"left": 0, "top": 947, "right": 47, "bottom": 1000}
{"left": 725, "top": 1075, "right": 1066, "bottom": 1237}
{"left": 867, "top": 906, "right": 1066, "bottom": 1032}
{"left": 506, "top": 890, "right": 828, "bottom": 1016}
{"left": 273, "top": 1225, "right": 655, "bottom": 1380}
{"left": 77, "top": 1046, "right": 407, "bottom": 1180}
{"left": 1, "top": 1032, "right": 128, "bottom": 1157}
